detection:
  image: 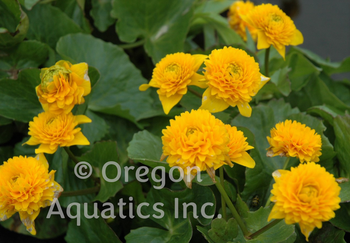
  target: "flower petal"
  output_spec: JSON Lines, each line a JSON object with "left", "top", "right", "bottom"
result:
{"left": 66, "top": 132, "right": 90, "bottom": 147}
{"left": 192, "top": 54, "right": 207, "bottom": 70}
{"left": 35, "top": 144, "right": 57, "bottom": 154}
{"left": 159, "top": 93, "right": 183, "bottom": 115}
{"left": 75, "top": 115, "right": 92, "bottom": 125}
{"left": 24, "top": 136, "right": 40, "bottom": 146}
{"left": 139, "top": 84, "right": 150, "bottom": 91}
{"left": 290, "top": 29, "right": 304, "bottom": 46}
{"left": 256, "top": 74, "right": 270, "bottom": 92}
{"left": 275, "top": 45, "right": 286, "bottom": 59}
{"left": 232, "top": 152, "right": 255, "bottom": 168}
{"left": 189, "top": 73, "right": 208, "bottom": 89}
{"left": 200, "top": 88, "right": 229, "bottom": 113}
{"left": 19, "top": 210, "right": 40, "bottom": 235}
{"left": 237, "top": 102, "right": 252, "bottom": 117}
{"left": 257, "top": 31, "right": 270, "bottom": 50}
{"left": 35, "top": 153, "right": 49, "bottom": 169}
{"left": 70, "top": 62, "right": 88, "bottom": 79}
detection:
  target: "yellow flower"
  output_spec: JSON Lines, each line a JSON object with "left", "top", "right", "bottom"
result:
{"left": 241, "top": 3, "right": 303, "bottom": 59}
{"left": 161, "top": 109, "right": 255, "bottom": 187}
{"left": 225, "top": 125, "right": 255, "bottom": 168}
{"left": 228, "top": 0, "right": 257, "bottom": 41}
{"left": 199, "top": 47, "right": 269, "bottom": 117}
{"left": 25, "top": 111, "right": 91, "bottom": 154}
{"left": 267, "top": 120, "right": 322, "bottom": 162}
{"left": 268, "top": 162, "right": 341, "bottom": 241}
{"left": 36, "top": 60, "right": 91, "bottom": 115}
{"left": 139, "top": 53, "right": 207, "bottom": 114}
{"left": 0, "top": 154, "right": 63, "bottom": 235}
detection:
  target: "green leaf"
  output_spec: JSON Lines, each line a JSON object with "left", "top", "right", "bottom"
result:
{"left": 127, "top": 130, "right": 171, "bottom": 171}
{"left": 194, "top": 0, "right": 233, "bottom": 15}
{"left": 65, "top": 203, "right": 122, "bottom": 243}
{"left": 309, "top": 223, "right": 346, "bottom": 243}
{"left": 56, "top": 33, "right": 159, "bottom": 126}
{"left": 0, "top": 69, "right": 42, "bottom": 122}
{"left": 24, "top": 4, "right": 82, "bottom": 49}
{"left": 33, "top": 207, "right": 69, "bottom": 239}
{"left": 208, "top": 218, "right": 238, "bottom": 243}
{"left": 231, "top": 99, "right": 299, "bottom": 205}
{"left": 0, "top": 115, "right": 11, "bottom": 125}
{"left": 1, "top": 40, "right": 49, "bottom": 71}
{"left": 13, "top": 137, "right": 35, "bottom": 158}
{"left": 79, "top": 141, "right": 123, "bottom": 202}
{"left": 330, "top": 203, "right": 350, "bottom": 232}
{"left": 286, "top": 52, "right": 320, "bottom": 91}
{"left": 0, "top": 0, "right": 21, "bottom": 33}
{"left": 79, "top": 110, "right": 108, "bottom": 147}
{"left": 197, "top": 13, "right": 245, "bottom": 47}
{"left": 90, "top": 0, "right": 115, "bottom": 32}
{"left": 54, "top": 0, "right": 91, "bottom": 33}
{"left": 0, "top": 3, "right": 28, "bottom": 49}
{"left": 50, "top": 148, "right": 94, "bottom": 207}
{"left": 339, "top": 181, "right": 350, "bottom": 203}
{"left": 307, "top": 105, "right": 345, "bottom": 126}
{"left": 126, "top": 184, "right": 214, "bottom": 243}
{"left": 101, "top": 114, "right": 139, "bottom": 164}
{"left": 334, "top": 114, "right": 350, "bottom": 177}
{"left": 112, "top": 0, "right": 195, "bottom": 63}
{"left": 269, "top": 66, "right": 291, "bottom": 96}
{"left": 18, "top": 0, "right": 40, "bottom": 10}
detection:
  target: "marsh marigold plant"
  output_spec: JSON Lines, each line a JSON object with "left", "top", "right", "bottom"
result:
{"left": 228, "top": 0, "right": 257, "bottom": 41}
{"left": 0, "top": 154, "right": 63, "bottom": 235}
{"left": 241, "top": 3, "right": 303, "bottom": 59}
{"left": 25, "top": 111, "right": 91, "bottom": 154}
{"left": 268, "top": 162, "right": 341, "bottom": 241}
{"left": 161, "top": 109, "right": 254, "bottom": 187}
{"left": 139, "top": 52, "right": 207, "bottom": 114}
{"left": 36, "top": 60, "right": 91, "bottom": 115}
{"left": 200, "top": 46, "right": 269, "bottom": 117}
{"left": 267, "top": 120, "right": 322, "bottom": 162}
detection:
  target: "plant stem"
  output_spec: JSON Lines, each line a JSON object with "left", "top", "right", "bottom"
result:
{"left": 64, "top": 147, "right": 80, "bottom": 165}
{"left": 215, "top": 181, "right": 250, "bottom": 236}
{"left": 188, "top": 87, "right": 202, "bottom": 98}
{"left": 246, "top": 219, "right": 283, "bottom": 240}
{"left": 265, "top": 157, "right": 291, "bottom": 207}
{"left": 219, "top": 167, "right": 227, "bottom": 221}
{"left": 264, "top": 47, "right": 270, "bottom": 77}
{"left": 61, "top": 186, "right": 100, "bottom": 197}
{"left": 282, "top": 157, "right": 291, "bottom": 170}
{"left": 119, "top": 39, "right": 145, "bottom": 49}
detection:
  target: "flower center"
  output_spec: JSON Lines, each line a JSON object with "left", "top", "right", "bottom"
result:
{"left": 299, "top": 185, "right": 318, "bottom": 203}
{"left": 41, "top": 65, "right": 71, "bottom": 92}
{"left": 165, "top": 64, "right": 181, "bottom": 76}
{"left": 186, "top": 127, "right": 198, "bottom": 137}
{"left": 227, "top": 63, "right": 242, "bottom": 79}
{"left": 270, "top": 14, "right": 283, "bottom": 23}
{"left": 11, "top": 176, "right": 19, "bottom": 183}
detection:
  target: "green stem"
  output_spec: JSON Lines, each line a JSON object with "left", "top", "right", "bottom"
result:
{"left": 246, "top": 219, "right": 283, "bottom": 240}
{"left": 265, "top": 157, "right": 291, "bottom": 207}
{"left": 64, "top": 147, "right": 79, "bottom": 165}
{"left": 119, "top": 39, "right": 145, "bottom": 49}
{"left": 188, "top": 87, "right": 202, "bottom": 98}
{"left": 282, "top": 157, "right": 291, "bottom": 170}
{"left": 61, "top": 186, "right": 100, "bottom": 197}
{"left": 219, "top": 167, "right": 227, "bottom": 221}
{"left": 264, "top": 47, "right": 270, "bottom": 77}
{"left": 215, "top": 181, "right": 250, "bottom": 236}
